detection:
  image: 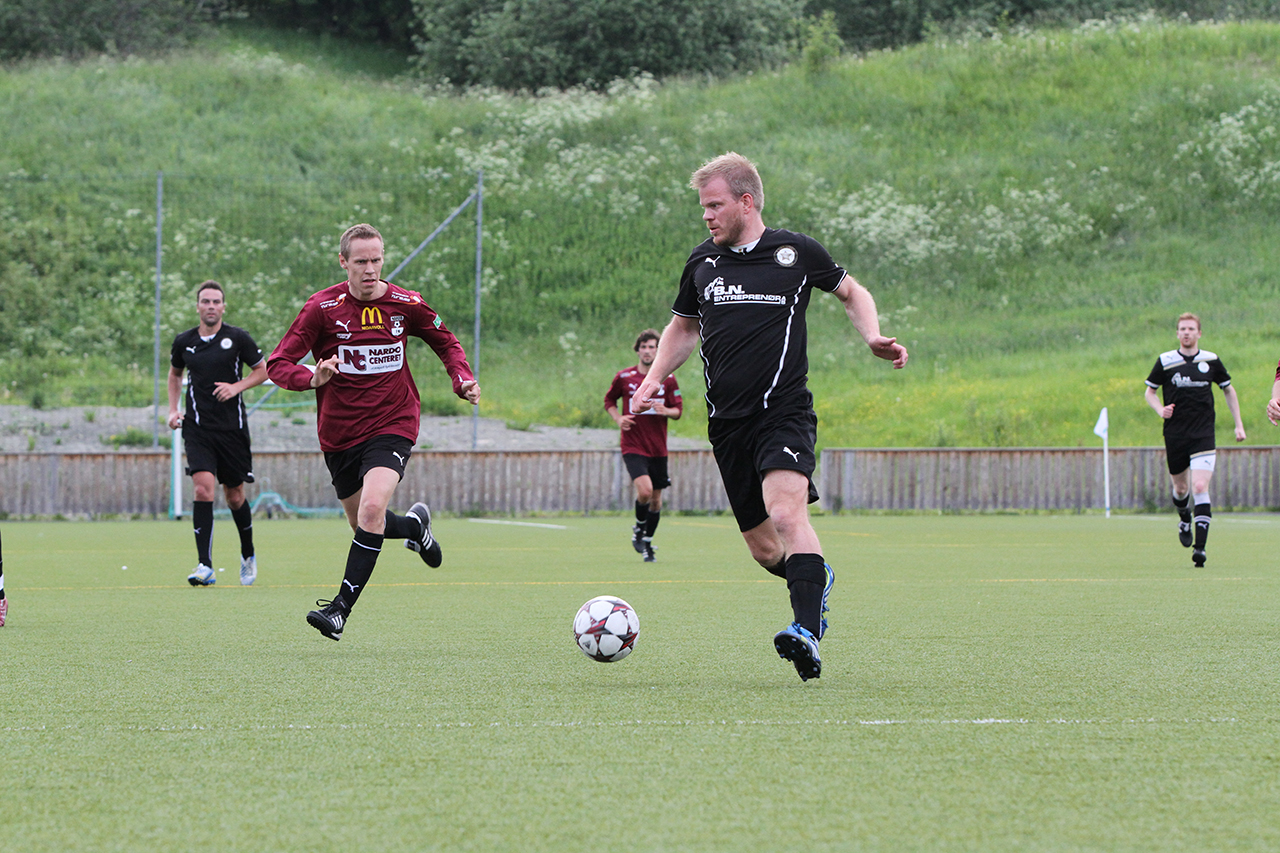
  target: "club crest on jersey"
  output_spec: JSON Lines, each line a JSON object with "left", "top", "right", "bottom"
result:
{"left": 1198, "top": 362, "right": 1210, "bottom": 373}
{"left": 338, "top": 341, "right": 404, "bottom": 375}
{"left": 390, "top": 315, "right": 405, "bottom": 337}
{"left": 220, "top": 338, "right": 232, "bottom": 349}
{"left": 774, "top": 246, "right": 797, "bottom": 267}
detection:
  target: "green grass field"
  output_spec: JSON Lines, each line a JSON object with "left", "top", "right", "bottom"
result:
{"left": 4, "top": 513, "right": 1279, "bottom": 851}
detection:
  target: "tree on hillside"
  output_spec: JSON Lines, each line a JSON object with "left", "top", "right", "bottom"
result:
{"left": 237, "top": 0, "right": 418, "bottom": 51}
{"left": 412, "top": 0, "right": 803, "bottom": 90}
{"left": 0, "top": 0, "right": 205, "bottom": 61}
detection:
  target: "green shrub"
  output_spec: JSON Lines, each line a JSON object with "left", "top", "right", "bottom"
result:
{"left": 413, "top": 0, "right": 803, "bottom": 90}
{"left": 102, "top": 426, "right": 171, "bottom": 449}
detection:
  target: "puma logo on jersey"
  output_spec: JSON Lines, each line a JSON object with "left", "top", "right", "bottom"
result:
{"left": 335, "top": 319, "right": 352, "bottom": 332}
{"left": 185, "top": 346, "right": 197, "bottom": 353}
{"left": 704, "top": 256, "right": 720, "bottom": 267}
{"left": 782, "top": 447, "right": 800, "bottom": 462}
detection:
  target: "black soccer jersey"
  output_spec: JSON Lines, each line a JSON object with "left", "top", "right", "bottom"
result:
{"left": 1145, "top": 348, "right": 1232, "bottom": 440}
{"left": 170, "top": 324, "right": 264, "bottom": 431}
{"left": 672, "top": 228, "right": 846, "bottom": 419}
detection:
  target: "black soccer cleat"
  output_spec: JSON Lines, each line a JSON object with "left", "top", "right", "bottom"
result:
{"left": 404, "top": 502, "right": 442, "bottom": 568}
{"left": 307, "top": 597, "right": 347, "bottom": 641}
{"left": 631, "top": 524, "right": 645, "bottom": 554}
{"left": 641, "top": 537, "right": 656, "bottom": 563}
{"left": 1177, "top": 520, "right": 1193, "bottom": 548}
{"left": 1192, "top": 548, "right": 1206, "bottom": 568}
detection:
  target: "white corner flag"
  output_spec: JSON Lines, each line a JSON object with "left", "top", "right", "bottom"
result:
{"left": 1094, "top": 407, "right": 1110, "bottom": 518}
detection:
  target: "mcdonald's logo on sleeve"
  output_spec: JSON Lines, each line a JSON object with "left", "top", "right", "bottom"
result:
{"left": 360, "top": 307, "right": 384, "bottom": 329}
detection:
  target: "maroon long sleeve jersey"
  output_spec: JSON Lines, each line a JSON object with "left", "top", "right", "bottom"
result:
{"left": 267, "top": 281, "right": 474, "bottom": 452}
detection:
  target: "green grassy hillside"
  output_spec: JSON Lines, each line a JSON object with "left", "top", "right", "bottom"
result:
{"left": 2, "top": 18, "right": 1279, "bottom": 448}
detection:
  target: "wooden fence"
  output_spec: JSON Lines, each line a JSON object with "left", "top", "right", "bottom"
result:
{"left": 820, "top": 447, "right": 1280, "bottom": 512}
{"left": 0, "top": 450, "right": 730, "bottom": 517}
{"left": 4, "top": 447, "right": 1280, "bottom": 517}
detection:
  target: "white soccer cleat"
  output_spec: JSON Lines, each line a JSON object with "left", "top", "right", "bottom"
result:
{"left": 187, "top": 564, "right": 216, "bottom": 586}
{"left": 240, "top": 555, "right": 257, "bottom": 586}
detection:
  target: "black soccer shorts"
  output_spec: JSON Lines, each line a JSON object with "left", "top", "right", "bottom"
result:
{"left": 324, "top": 434, "right": 415, "bottom": 501}
{"left": 707, "top": 402, "right": 819, "bottom": 532}
{"left": 1164, "top": 433, "right": 1215, "bottom": 475}
{"left": 622, "top": 453, "right": 671, "bottom": 490}
{"left": 183, "top": 422, "right": 255, "bottom": 487}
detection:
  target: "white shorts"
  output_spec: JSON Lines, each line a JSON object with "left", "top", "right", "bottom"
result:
{"left": 1189, "top": 450, "right": 1216, "bottom": 473}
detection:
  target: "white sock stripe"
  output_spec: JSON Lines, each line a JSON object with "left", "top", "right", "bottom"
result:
{"left": 353, "top": 540, "right": 382, "bottom": 552}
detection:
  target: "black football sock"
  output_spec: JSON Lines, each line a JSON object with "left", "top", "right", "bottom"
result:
{"left": 338, "top": 527, "right": 384, "bottom": 610}
{"left": 230, "top": 502, "right": 255, "bottom": 558}
{"left": 193, "top": 501, "right": 214, "bottom": 567}
{"left": 1193, "top": 497, "right": 1211, "bottom": 550}
{"left": 634, "top": 500, "right": 649, "bottom": 527}
{"left": 785, "top": 553, "right": 827, "bottom": 638}
{"left": 762, "top": 558, "right": 787, "bottom": 579}
{"left": 643, "top": 509, "right": 661, "bottom": 538}
{"left": 383, "top": 510, "right": 421, "bottom": 540}
{"left": 1172, "top": 490, "right": 1191, "bottom": 521}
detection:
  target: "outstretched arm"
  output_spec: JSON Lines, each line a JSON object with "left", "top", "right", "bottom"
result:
{"left": 633, "top": 315, "right": 699, "bottom": 412}
{"left": 833, "top": 275, "right": 908, "bottom": 368}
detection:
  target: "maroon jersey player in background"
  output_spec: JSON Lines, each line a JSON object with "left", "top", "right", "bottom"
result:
{"left": 605, "top": 329, "right": 682, "bottom": 562}
{"left": 268, "top": 223, "right": 481, "bottom": 641}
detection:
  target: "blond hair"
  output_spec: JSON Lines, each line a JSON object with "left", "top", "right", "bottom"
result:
{"left": 690, "top": 152, "right": 764, "bottom": 212}
{"left": 1177, "top": 312, "right": 1201, "bottom": 330}
{"left": 339, "top": 223, "right": 383, "bottom": 258}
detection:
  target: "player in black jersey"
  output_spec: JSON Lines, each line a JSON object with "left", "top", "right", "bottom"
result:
{"left": 634, "top": 152, "right": 908, "bottom": 681}
{"left": 1144, "top": 313, "right": 1245, "bottom": 568}
{"left": 167, "top": 281, "right": 268, "bottom": 587}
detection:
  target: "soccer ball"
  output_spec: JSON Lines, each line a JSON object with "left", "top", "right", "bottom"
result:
{"left": 573, "top": 596, "right": 639, "bottom": 662}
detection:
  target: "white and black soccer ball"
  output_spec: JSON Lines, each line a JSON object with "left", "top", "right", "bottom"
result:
{"left": 573, "top": 595, "right": 639, "bottom": 662}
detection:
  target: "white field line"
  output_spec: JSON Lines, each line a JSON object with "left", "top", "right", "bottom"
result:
{"left": 467, "top": 519, "right": 568, "bottom": 529}
{"left": 20, "top": 576, "right": 1264, "bottom": 592}
{"left": 3, "top": 717, "right": 1244, "bottom": 733}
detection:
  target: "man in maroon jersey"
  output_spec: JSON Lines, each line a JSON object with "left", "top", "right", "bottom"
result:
{"left": 604, "top": 329, "right": 682, "bottom": 562}
{"left": 268, "top": 223, "right": 481, "bottom": 641}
